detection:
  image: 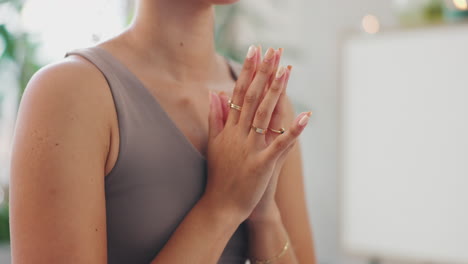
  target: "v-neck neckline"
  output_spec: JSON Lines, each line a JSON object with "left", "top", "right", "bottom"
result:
{"left": 94, "top": 46, "right": 239, "bottom": 161}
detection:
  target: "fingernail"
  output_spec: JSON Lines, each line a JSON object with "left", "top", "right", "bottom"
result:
{"left": 275, "top": 66, "right": 286, "bottom": 79}
{"left": 246, "top": 45, "right": 256, "bottom": 59}
{"left": 298, "top": 115, "right": 309, "bottom": 126}
{"left": 264, "top": 48, "right": 275, "bottom": 62}
{"left": 279, "top": 48, "right": 284, "bottom": 56}
{"left": 287, "top": 65, "right": 293, "bottom": 71}
{"left": 299, "top": 112, "right": 312, "bottom": 126}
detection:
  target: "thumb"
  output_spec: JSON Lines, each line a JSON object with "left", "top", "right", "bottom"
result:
{"left": 217, "top": 92, "right": 230, "bottom": 124}
{"left": 208, "top": 92, "right": 224, "bottom": 139}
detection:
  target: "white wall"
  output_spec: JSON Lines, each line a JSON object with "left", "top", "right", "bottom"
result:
{"left": 341, "top": 25, "right": 468, "bottom": 264}
{"left": 286, "top": 1, "right": 396, "bottom": 264}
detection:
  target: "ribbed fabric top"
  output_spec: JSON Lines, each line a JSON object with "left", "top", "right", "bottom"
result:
{"left": 64, "top": 46, "right": 247, "bottom": 264}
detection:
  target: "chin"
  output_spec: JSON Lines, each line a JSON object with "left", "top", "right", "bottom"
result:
{"left": 207, "top": 0, "right": 240, "bottom": 5}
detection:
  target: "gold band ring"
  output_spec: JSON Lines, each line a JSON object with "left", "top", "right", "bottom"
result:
{"left": 269, "top": 127, "right": 286, "bottom": 134}
{"left": 228, "top": 99, "right": 242, "bottom": 111}
{"left": 251, "top": 125, "right": 267, "bottom": 135}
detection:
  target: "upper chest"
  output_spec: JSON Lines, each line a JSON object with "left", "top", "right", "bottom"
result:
{"left": 122, "top": 69, "right": 235, "bottom": 157}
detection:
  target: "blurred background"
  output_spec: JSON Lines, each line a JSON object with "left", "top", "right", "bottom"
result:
{"left": 1, "top": 0, "right": 467, "bottom": 263}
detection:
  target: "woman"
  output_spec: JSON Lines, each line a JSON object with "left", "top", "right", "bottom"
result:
{"left": 9, "top": 0, "right": 316, "bottom": 263}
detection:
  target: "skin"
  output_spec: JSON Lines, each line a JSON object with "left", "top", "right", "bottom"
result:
{"left": 9, "top": 0, "right": 316, "bottom": 263}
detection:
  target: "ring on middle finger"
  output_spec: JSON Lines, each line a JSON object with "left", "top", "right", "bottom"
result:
{"left": 228, "top": 98, "right": 242, "bottom": 111}
{"left": 269, "top": 127, "right": 286, "bottom": 134}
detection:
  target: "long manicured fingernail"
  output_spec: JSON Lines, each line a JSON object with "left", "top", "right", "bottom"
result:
{"left": 264, "top": 48, "right": 275, "bottom": 62}
{"left": 285, "top": 65, "right": 292, "bottom": 81}
{"left": 275, "top": 66, "right": 286, "bottom": 79}
{"left": 246, "top": 45, "right": 256, "bottom": 59}
{"left": 299, "top": 111, "right": 313, "bottom": 126}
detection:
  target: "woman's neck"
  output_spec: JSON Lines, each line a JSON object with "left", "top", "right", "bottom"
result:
{"left": 123, "top": 0, "right": 225, "bottom": 82}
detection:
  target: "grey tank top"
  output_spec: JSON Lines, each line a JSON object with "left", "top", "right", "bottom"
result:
{"left": 64, "top": 46, "right": 247, "bottom": 264}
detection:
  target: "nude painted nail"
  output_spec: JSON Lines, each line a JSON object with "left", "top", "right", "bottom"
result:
{"left": 264, "top": 48, "right": 275, "bottom": 62}
{"left": 299, "top": 111, "right": 312, "bottom": 126}
{"left": 246, "top": 45, "right": 256, "bottom": 59}
{"left": 275, "top": 66, "right": 286, "bottom": 79}
{"left": 299, "top": 115, "right": 309, "bottom": 126}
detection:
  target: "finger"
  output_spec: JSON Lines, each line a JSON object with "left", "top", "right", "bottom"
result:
{"left": 277, "top": 140, "right": 295, "bottom": 165}
{"left": 252, "top": 45, "right": 262, "bottom": 84}
{"left": 239, "top": 47, "right": 277, "bottom": 131}
{"left": 257, "top": 45, "right": 262, "bottom": 65}
{"left": 266, "top": 65, "right": 292, "bottom": 144}
{"left": 226, "top": 45, "right": 258, "bottom": 127}
{"left": 260, "top": 49, "right": 281, "bottom": 102}
{"left": 208, "top": 92, "right": 224, "bottom": 139}
{"left": 264, "top": 111, "right": 312, "bottom": 160}
{"left": 218, "top": 92, "right": 230, "bottom": 124}
{"left": 250, "top": 65, "right": 287, "bottom": 140}
{"left": 268, "top": 48, "right": 283, "bottom": 89}
{"left": 253, "top": 45, "right": 262, "bottom": 80}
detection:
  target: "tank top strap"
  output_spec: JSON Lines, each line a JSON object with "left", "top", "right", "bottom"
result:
{"left": 64, "top": 46, "right": 134, "bottom": 109}
{"left": 63, "top": 46, "right": 141, "bottom": 176}
{"left": 64, "top": 45, "right": 162, "bottom": 123}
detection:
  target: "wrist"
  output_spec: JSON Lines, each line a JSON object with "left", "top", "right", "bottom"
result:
{"left": 247, "top": 203, "right": 282, "bottom": 225}
{"left": 197, "top": 194, "right": 245, "bottom": 227}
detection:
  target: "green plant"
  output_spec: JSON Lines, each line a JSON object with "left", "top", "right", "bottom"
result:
{"left": 0, "top": 0, "right": 43, "bottom": 244}
{"left": 0, "top": 203, "right": 9, "bottom": 244}
{"left": 422, "top": 0, "right": 444, "bottom": 22}
{"left": 0, "top": 0, "right": 42, "bottom": 102}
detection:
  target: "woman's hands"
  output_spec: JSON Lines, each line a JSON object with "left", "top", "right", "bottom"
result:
{"left": 203, "top": 46, "right": 311, "bottom": 222}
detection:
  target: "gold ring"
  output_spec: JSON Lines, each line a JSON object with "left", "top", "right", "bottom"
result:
{"left": 228, "top": 98, "right": 242, "bottom": 111}
{"left": 251, "top": 125, "right": 267, "bottom": 135}
{"left": 269, "top": 127, "right": 286, "bottom": 134}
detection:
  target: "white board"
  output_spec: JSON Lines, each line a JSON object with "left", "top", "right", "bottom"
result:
{"left": 340, "top": 25, "right": 468, "bottom": 264}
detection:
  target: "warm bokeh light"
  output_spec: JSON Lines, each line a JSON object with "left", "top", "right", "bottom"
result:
{"left": 453, "top": 0, "right": 468, "bottom": 10}
{"left": 362, "top": 14, "right": 380, "bottom": 34}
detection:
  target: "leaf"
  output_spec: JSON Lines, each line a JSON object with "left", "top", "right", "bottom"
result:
{"left": 0, "top": 24, "right": 16, "bottom": 60}
{"left": 0, "top": 204, "right": 9, "bottom": 243}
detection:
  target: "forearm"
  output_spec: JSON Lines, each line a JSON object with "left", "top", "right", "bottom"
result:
{"left": 247, "top": 206, "right": 299, "bottom": 264}
{"left": 151, "top": 196, "right": 242, "bottom": 264}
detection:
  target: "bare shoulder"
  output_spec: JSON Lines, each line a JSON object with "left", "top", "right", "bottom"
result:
{"left": 22, "top": 55, "right": 110, "bottom": 111}
{"left": 10, "top": 56, "right": 111, "bottom": 263}
{"left": 13, "top": 55, "right": 114, "bottom": 174}
{"left": 18, "top": 54, "right": 115, "bottom": 134}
